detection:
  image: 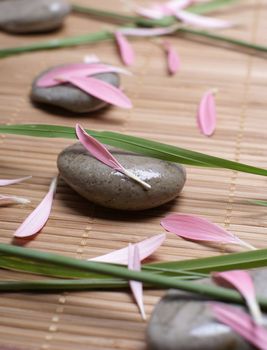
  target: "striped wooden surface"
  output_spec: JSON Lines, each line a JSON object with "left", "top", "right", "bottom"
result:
{"left": 1, "top": 0, "right": 267, "bottom": 349}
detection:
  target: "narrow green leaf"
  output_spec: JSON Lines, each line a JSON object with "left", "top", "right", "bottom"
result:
{"left": 147, "top": 248, "right": 267, "bottom": 273}
{"left": 1, "top": 123, "right": 267, "bottom": 177}
{"left": 1, "top": 243, "right": 267, "bottom": 309}
{"left": 0, "top": 278, "right": 128, "bottom": 292}
{"left": 0, "top": 254, "right": 205, "bottom": 280}
{"left": 0, "top": 275, "right": 202, "bottom": 293}
{"left": 180, "top": 28, "right": 267, "bottom": 53}
{"left": 249, "top": 200, "right": 267, "bottom": 207}
{"left": 3, "top": 247, "right": 267, "bottom": 280}
{"left": 189, "top": 0, "right": 240, "bottom": 14}
{"left": 0, "top": 31, "right": 113, "bottom": 59}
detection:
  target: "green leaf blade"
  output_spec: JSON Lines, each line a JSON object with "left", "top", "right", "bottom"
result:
{"left": 1, "top": 123, "right": 267, "bottom": 177}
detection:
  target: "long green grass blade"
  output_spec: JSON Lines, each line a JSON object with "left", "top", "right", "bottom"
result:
{"left": 0, "top": 31, "right": 112, "bottom": 58}
{"left": 0, "top": 254, "right": 204, "bottom": 280}
{"left": 1, "top": 243, "right": 267, "bottom": 308}
{"left": 147, "top": 248, "right": 267, "bottom": 273}
{"left": 1, "top": 123, "right": 267, "bottom": 177}
{"left": 0, "top": 279, "right": 128, "bottom": 292}
{"left": 0, "top": 274, "right": 202, "bottom": 293}
{"left": 2, "top": 246, "right": 267, "bottom": 280}
{"left": 249, "top": 200, "right": 267, "bottom": 207}
{"left": 189, "top": 0, "right": 239, "bottom": 13}
{"left": 181, "top": 28, "right": 267, "bottom": 53}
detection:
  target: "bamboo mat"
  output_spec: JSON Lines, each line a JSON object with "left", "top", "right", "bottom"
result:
{"left": 1, "top": 0, "right": 267, "bottom": 349}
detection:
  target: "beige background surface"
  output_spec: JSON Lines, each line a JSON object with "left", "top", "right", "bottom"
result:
{"left": 1, "top": 0, "right": 267, "bottom": 349}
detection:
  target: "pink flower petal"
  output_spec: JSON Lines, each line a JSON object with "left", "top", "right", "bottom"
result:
{"left": 128, "top": 244, "right": 146, "bottom": 320}
{"left": 136, "top": 6, "right": 165, "bottom": 19}
{"left": 14, "top": 177, "right": 57, "bottom": 238}
{"left": 76, "top": 124, "right": 150, "bottom": 190}
{"left": 161, "top": 214, "right": 256, "bottom": 249}
{"left": 197, "top": 90, "right": 217, "bottom": 136}
{"left": 118, "top": 24, "right": 180, "bottom": 37}
{"left": 165, "top": 0, "right": 194, "bottom": 12}
{"left": 163, "top": 41, "right": 180, "bottom": 75}
{"left": 36, "top": 63, "right": 131, "bottom": 87}
{"left": 0, "top": 176, "right": 31, "bottom": 186}
{"left": 174, "top": 10, "right": 232, "bottom": 29}
{"left": 136, "top": 0, "right": 193, "bottom": 19}
{"left": 0, "top": 195, "right": 30, "bottom": 206}
{"left": 89, "top": 233, "right": 166, "bottom": 264}
{"left": 115, "top": 31, "right": 135, "bottom": 66}
{"left": 66, "top": 76, "right": 132, "bottom": 109}
{"left": 83, "top": 54, "right": 100, "bottom": 64}
{"left": 210, "top": 303, "right": 267, "bottom": 350}
{"left": 212, "top": 270, "right": 263, "bottom": 324}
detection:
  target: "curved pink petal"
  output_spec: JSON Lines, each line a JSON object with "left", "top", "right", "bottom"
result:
{"left": 161, "top": 214, "right": 255, "bottom": 249}
{"left": 67, "top": 76, "right": 132, "bottom": 109}
{"left": 197, "top": 90, "right": 216, "bottom": 136}
{"left": 136, "top": 6, "right": 165, "bottom": 19}
{"left": 0, "top": 195, "right": 30, "bottom": 206}
{"left": 128, "top": 244, "right": 146, "bottom": 320}
{"left": 212, "top": 270, "right": 262, "bottom": 324}
{"left": 119, "top": 24, "right": 180, "bottom": 37}
{"left": 0, "top": 176, "right": 31, "bottom": 187}
{"left": 115, "top": 32, "right": 135, "bottom": 66}
{"left": 164, "top": 41, "right": 180, "bottom": 75}
{"left": 175, "top": 10, "right": 232, "bottom": 29}
{"left": 36, "top": 63, "right": 131, "bottom": 87}
{"left": 76, "top": 124, "right": 150, "bottom": 190}
{"left": 83, "top": 54, "right": 100, "bottom": 64}
{"left": 136, "top": 0, "right": 193, "bottom": 19}
{"left": 210, "top": 303, "right": 267, "bottom": 350}
{"left": 165, "top": 0, "right": 194, "bottom": 12}
{"left": 89, "top": 233, "right": 166, "bottom": 264}
{"left": 76, "top": 124, "right": 122, "bottom": 170}
{"left": 14, "top": 177, "right": 57, "bottom": 238}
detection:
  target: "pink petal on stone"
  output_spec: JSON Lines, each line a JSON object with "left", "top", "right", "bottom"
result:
{"left": 212, "top": 270, "right": 263, "bottom": 324}
{"left": 197, "top": 90, "right": 217, "bottom": 136}
{"left": 67, "top": 76, "right": 132, "bottom": 109}
{"left": 128, "top": 244, "right": 146, "bottom": 320}
{"left": 211, "top": 303, "right": 267, "bottom": 350}
{"left": 36, "top": 63, "right": 131, "bottom": 87}
{"left": 76, "top": 124, "right": 150, "bottom": 190}
{"left": 89, "top": 233, "right": 166, "bottom": 264}
{"left": 14, "top": 177, "right": 57, "bottom": 238}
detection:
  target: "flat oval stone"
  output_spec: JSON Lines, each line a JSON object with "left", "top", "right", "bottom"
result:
{"left": 0, "top": 0, "right": 71, "bottom": 33}
{"left": 31, "top": 65, "right": 120, "bottom": 113}
{"left": 147, "top": 269, "right": 267, "bottom": 350}
{"left": 57, "top": 143, "right": 186, "bottom": 211}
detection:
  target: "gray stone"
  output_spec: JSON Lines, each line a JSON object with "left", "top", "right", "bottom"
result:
{"left": 57, "top": 143, "right": 186, "bottom": 210}
{"left": 147, "top": 269, "right": 267, "bottom": 350}
{"left": 31, "top": 65, "right": 120, "bottom": 113}
{"left": 0, "top": 0, "right": 71, "bottom": 33}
